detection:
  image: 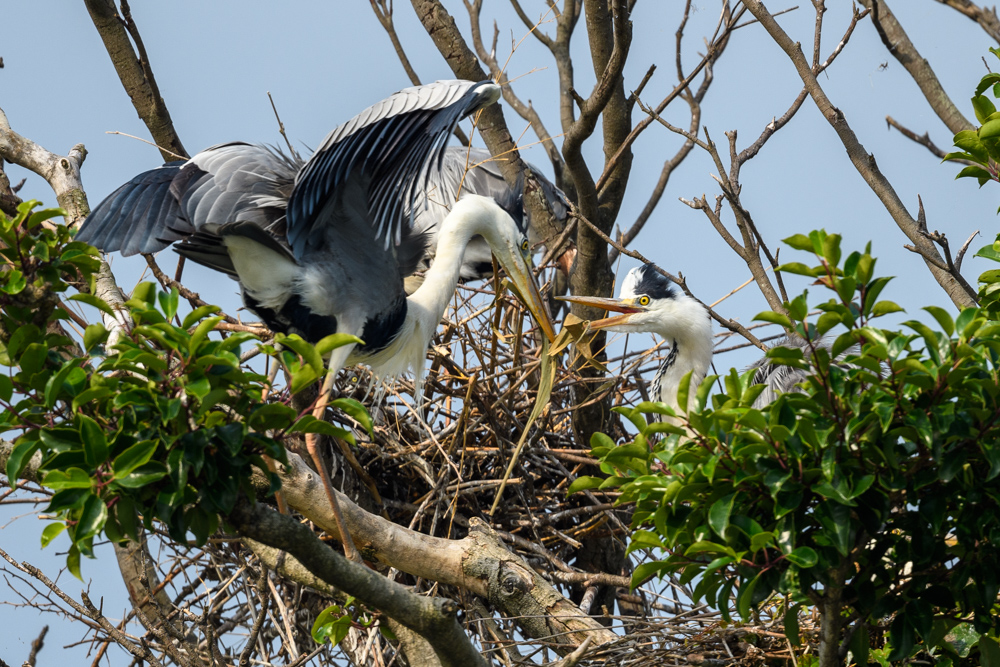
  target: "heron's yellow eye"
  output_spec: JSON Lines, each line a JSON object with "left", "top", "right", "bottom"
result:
{"left": 638, "top": 295, "right": 651, "bottom": 306}
{"left": 521, "top": 239, "right": 530, "bottom": 252}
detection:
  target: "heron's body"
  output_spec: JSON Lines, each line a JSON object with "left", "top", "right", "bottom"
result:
{"left": 78, "top": 80, "right": 555, "bottom": 390}
{"left": 562, "top": 263, "right": 819, "bottom": 421}
{"left": 78, "top": 79, "right": 556, "bottom": 541}
{"left": 408, "top": 146, "right": 568, "bottom": 283}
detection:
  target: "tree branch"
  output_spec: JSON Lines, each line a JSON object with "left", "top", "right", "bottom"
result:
{"left": 84, "top": 0, "right": 188, "bottom": 161}
{"left": 742, "top": 0, "right": 978, "bottom": 309}
{"left": 229, "top": 498, "right": 487, "bottom": 667}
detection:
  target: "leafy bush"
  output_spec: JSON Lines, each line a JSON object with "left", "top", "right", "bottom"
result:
{"left": 581, "top": 230, "right": 1000, "bottom": 664}
{"left": 0, "top": 202, "right": 368, "bottom": 578}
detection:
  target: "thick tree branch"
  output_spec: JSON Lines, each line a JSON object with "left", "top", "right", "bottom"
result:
{"left": 230, "top": 498, "right": 487, "bottom": 667}
{"left": 261, "top": 451, "right": 619, "bottom": 649}
{"left": 861, "top": 0, "right": 975, "bottom": 135}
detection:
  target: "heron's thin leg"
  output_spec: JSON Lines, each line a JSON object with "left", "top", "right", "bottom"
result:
{"left": 307, "top": 342, "right": 362, "bottom": 563}
{"left": 261, "top": 349, "right": 289, "bottom": 515}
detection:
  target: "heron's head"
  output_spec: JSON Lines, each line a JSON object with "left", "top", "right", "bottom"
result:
{"left": 455, "top": 194, "right": 556, "bottom": 341}
{"left": 558, "top": 263, "right": 710, "bottom": 342}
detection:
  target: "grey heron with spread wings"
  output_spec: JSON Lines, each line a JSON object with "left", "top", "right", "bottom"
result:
{"left": 77, "top": 79, "right": 556, "bottom": 553}
{"left": 560, "top": 263, "right": 817, "bottom": 421}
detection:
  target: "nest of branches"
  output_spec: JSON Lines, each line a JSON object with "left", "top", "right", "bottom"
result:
{"left": 239, "top": 267, "right": 807, "bottom": 665}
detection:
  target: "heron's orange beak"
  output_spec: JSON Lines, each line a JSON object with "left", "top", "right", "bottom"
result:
{"left": 556, "top": 295, "right": 647, "bottom": 330}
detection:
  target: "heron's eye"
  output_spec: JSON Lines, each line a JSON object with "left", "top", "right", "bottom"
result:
{"left": 520, "top": 239, "right": 530, "bottom": 252}
{"left": 350, "top": 375, "right": 359, "bottom": 384}
{"left": 637, "top": 295, "right": 651, "bottom": 306}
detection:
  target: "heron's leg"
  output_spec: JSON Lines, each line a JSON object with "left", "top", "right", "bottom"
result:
{"left": 261, "top": 350, "right": 289, "bottom": 515}
{"left": 306, "top": 341, "right": 362, "bottom": 562}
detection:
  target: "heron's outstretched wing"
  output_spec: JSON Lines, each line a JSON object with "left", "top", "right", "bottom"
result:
{"left": 286, "top": 80, "right": 501, "bottom": 259}
{"left": 408, "top": 146, "right": 569, "bottom": 281}
{"left": 77, "top": 142, "right": 300, "bottom": 267}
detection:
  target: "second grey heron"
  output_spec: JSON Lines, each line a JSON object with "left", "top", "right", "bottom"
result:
{"left": 77, "top": 79, "right": 556, "bottom": 553}
{"left": 560, "top": 263, "right": 822, "bottom": 422}
{"left": 407, "top": 146, "right": 568, "bottom": 287}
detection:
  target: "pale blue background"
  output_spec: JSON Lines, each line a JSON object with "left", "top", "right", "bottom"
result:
{"left": 1, "top": 2, "right": 996, "bottom": 663}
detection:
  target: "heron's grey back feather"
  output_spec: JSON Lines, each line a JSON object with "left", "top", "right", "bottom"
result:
{"left": 409, "top": 147, "right": 569, "bottom": 281}
{"left": 287, "top": 80, "right": 500, "bottom": 259}
{"left": 745, "top": 336, "right": 846, "bottom": 408}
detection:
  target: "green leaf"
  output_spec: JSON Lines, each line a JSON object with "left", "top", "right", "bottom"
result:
{"left": 114, "top": 462, "right": 167, "bottom": 488}
{"left": 980, "top": 636, "right": 1000, "bottom": 667}
{"left": 567, "top": 476, "right": 604, "bottom": 495}
{"left": 955, "top": 165, "right": 994, "bottom": 185}
{"left": 753, "top": 311, "right": 793, "bottom": 328}
{"left": 954, "top": 129, "right": 989, "bottom": 162}
{"left": 782, "top": 234, "right": 815, "bottom": 252}
{"left": 112, "top": 440, "right": 158, "bottom": 478}
{"left": 979, "top": 118, "right": 1000, "bottom": 140}
{"left": 785, "top": 547, "right": 818, "bottom": 568}
{"left": 41, "top": 467, "right": 93, "bottom": 490}
{"left": 784, "top": 603, "right": 802, "bottom": 645}
{"left": 973, "top": 94, "right": 997, "bottom": 124}
{"left": 68, "top": 293, "right": 115, "bottom": 316}
{"left": 631, "top": 561, "right": 671, "bottom": 588}
{"left": 44, "top": 360, "right": 79, "bottom": 408}
{"left": 277, "top": 334, "right": 325, "bottom": 374}
{"left": 83, "top": 323, "right": 109, "bottom": 353}
{"left": 315, "top": 333, "right": 364, "bottom": 357}
{"left": 78, "top": 415, "right": 108, "bottom": 466}
{"left": 75, "top": 494, "right": 108, "bottom": 542}
{"left": 736, "top": 571, "right": 763, "bottom": 621}
{"left": 181, "top": 305, "right": 221, "bottom": 329}
{"left": 289, "top": 415, "right": 355, "bottom": 443}
{"left": 188, "top": 316, "right": 225, "bottom": 355}
{"left": 775, "top": 262, "right": 820, "bottom": 277}
{"left": 708, "top": 493, "right": 736, "bottom": 539}
{"left": 870, "top": 301, "right": 904, "bottom": 317}
{"left": 40, "top": 522, "right": 66, "bottom": 548}
{"left": 1, "top": 269, "right": 25, "bottom": 295}
{"left": 66, "top": 543, "right": 82, "bottom": 580}
{"left": 923, "top": 306, "right": 954, "bottom": 337}
{"left": 158, "top": 287, "right": 179, "bottom": 322}
{"left": 329, "top": 398, "right": 373, "bottom": 437}
{"left": 6, "top": 438, "right": 40, "bottom": 483}
{"left": 311, "top": 605, "right": 353, "bottom": 646}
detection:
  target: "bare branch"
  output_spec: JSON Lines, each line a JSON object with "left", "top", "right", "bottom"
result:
{"left": 934, "top": 0, "right": 1000, "bottom": 43}
{"left": 885, "top": 116, "right": 951, "bottom": 160}
{"left": 743, "top": 0, "right": 979, "bottom": 309}
{"left": 84, "top": 0, "right": 188, "bottom": 161}
{"left": 862, "top": 0, "right": 975, "bottom": 135}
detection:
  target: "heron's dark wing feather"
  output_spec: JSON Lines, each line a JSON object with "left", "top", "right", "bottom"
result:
{"left": 77, "top": 142, "right": 300, "bottom": 264}
{"left": 286, "top": 80, "right": 500, "bottom": 260}
{"left": 76, "top": 163, "right": 189, "bottom": 255}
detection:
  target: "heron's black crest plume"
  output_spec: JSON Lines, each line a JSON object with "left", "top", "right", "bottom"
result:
{"left": 633, "top": 263, "right": 675, "bottom": 300}
{"left": 495, "top": 171, "right": 525, "bottom": 235}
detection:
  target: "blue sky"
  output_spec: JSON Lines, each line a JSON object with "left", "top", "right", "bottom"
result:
{"left": 2, "top": 2, "right": 998, "bottom": 663}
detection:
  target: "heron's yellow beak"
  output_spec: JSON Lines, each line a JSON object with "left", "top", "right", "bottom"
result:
{"left": 503, "top": 259, "right": 557, "bottom": 342}
{"left": 556, "top": 295, "right": 647, "bottom": 330}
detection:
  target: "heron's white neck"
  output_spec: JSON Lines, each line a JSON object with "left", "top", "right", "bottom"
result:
{"left": 649, "top": 299, "right": 713, "bottom": 420}
{"left": 364, "top": 196, "right": 500, "bottom": 396}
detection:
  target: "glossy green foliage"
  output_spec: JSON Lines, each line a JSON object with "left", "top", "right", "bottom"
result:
{"left": 585, "top": 231, "right": 1000, "bottom": 663}
{"left": 944, "top": 48, "right": 1000, "bottom": 207}
{"left": 0, "top": 203, "right": 369, "bottom": 579}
